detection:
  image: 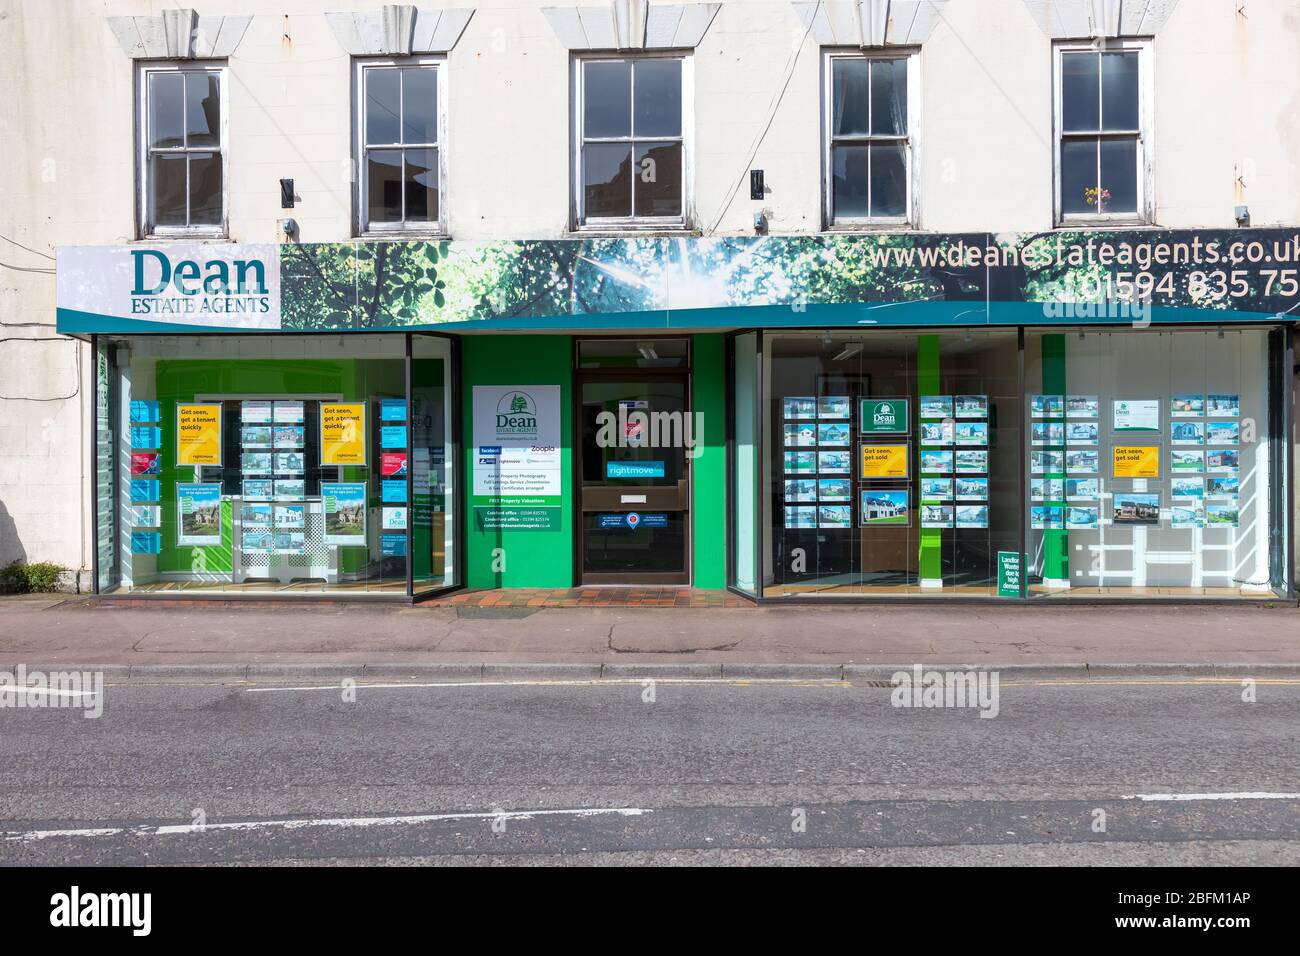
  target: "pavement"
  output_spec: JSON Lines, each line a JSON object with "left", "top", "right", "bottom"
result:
{"left": 2, "top": 678, "right": 1298, "bottom": 865}
{"left": 1, "top": 592, "right": 1299, "bottom": 678}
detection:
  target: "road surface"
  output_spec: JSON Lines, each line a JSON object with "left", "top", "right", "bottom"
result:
{"left": 1, "top": 676, "right": 1297, "bottom": 865}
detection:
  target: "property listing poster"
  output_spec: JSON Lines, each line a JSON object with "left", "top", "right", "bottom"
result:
{"left": 322, "top": 482, "right": 367, "bottom": 546}
{"left": 176, "top": 482, "right": 222, "bottom": 546}
{"left": 471, "top": 386, "right": 562, "bottom": 531}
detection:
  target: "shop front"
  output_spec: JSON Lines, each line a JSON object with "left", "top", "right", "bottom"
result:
{"left": 57, "top": 231, "right": 1296, "bottom": 602}
{"left": 732, "top": 325, "right": 1290, "bottom": 600}
{"left": 90, "top": 332, "right": 457, "bottom": 597}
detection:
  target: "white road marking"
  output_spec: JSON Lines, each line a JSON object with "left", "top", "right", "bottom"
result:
{"left": 0, "top": 687, "right": 96, "bottom": 700}
{"left": 1123, "top": 792, "right": 1300, "bottom": 802}
{"left": 1, "top": 807, "right": 650, "bottom": 843}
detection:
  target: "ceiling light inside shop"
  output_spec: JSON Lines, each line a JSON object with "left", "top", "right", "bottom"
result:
{"left": 832, "top": 343, "right": 863, "bottom": 361}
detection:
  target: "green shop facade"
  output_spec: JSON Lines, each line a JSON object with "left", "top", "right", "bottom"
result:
{"left": 56, "top": 230, "right": 1297, "bottom": 601}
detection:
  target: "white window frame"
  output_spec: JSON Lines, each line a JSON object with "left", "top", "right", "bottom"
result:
{"left": 354, "top": 55, "right": 448, "bottom": 237}
{"left": 572, "top": 51, "right": 692, "bottom": 232}
{"left": 1053, "top": 37, "right": 1154, "bottom": 227}
{"left": 821, "top": 48, "right": 920, "bottom": 231}
{"left": 136, "top": 61, "right": 228, "bottom": 239}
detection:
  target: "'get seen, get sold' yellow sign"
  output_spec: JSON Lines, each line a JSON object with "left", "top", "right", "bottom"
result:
{"left": 860, "top": 444, "right": 909, "bottom": 479}
{"left": 1113, "top": 445, "right": 1159, "bottom": 479}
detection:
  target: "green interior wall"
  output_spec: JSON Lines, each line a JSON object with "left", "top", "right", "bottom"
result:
{"left": 691, "top": 334, "right": 726, "bottom": 588}
{"left": 152, "top": 357, "right": 403, "bottom": 574}
{"left": 462, "top": 336, "right": 573, "bottom": 588}
{"left": 917, "top": 335, "right": 942, "bottom": 581}
{"left": 1041, "top": 334, "right": 1069, "bottom": 581}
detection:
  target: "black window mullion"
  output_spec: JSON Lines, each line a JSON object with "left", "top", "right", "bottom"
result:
{"left": 865, "top": 59, "right": 874, "bottom": 215}
{"left": 400, "top": 150, "right": 408, "bottom": 224}
{"left": 628, "top": 61, "right": 637, "bottom": 217}
{"left": 398, "top": 69, "right": 407, "bottom": 224}
{"left": 180, "top": 75, "right": 190, "bottom": 227}
{"left": 1096, "top": 51, "right": 1104, "bottom": 132}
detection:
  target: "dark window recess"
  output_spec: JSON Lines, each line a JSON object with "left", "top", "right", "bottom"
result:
{"left": 203, "top": 399, "right": 335, "bottom": 495}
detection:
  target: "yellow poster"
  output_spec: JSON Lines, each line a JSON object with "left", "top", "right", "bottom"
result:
{"left": 321, "top": 402, "right": 367, "bottom": 465}
{"left": 176, "top": 404, "right": 222, "bottom": 466}
{"left": 860, "top": 443, "right": 909, "bottom": 479}
{"left": 1113, "top": 445, "right": 1159, "bottom": 478}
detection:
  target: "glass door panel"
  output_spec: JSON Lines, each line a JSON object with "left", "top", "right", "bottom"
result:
{"left": 578, "top": 376, "right": 690, "bottom": 583}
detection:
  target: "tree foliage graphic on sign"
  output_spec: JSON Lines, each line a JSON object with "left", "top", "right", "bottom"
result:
{"left": 278, "top": 231, "right": 1300, "bottom": 330}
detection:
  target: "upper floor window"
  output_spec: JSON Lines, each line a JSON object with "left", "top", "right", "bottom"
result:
{"left": 575, "top": 55, "right": 686, "bottom": 229}
{"left": 138, "top": 64, "right": 225, "bottom": 237}
{"left": 1055, "top": 40, "right": 1151, "bottom": 224}
{"left": 824, "top": 51, "right": 916, "bottom": 228}
{"left": 357, "top": 59, "right": 443, "bottom": 234}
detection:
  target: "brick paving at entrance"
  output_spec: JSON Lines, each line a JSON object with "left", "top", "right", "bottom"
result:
{"left": 423, "top": 588, "right": 748, "bottom": 608}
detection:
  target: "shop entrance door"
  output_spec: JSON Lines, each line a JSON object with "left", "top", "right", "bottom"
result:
{"left": 576, "top": 341, "right": 691, "bottom": 584}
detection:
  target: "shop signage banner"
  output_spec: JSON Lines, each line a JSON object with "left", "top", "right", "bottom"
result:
{"left": 472, "top": 386, "right": 562, "bottom": 533}
{"left": 56, "top": 244, "right": 280, "bottom": 331}
{"left": 56, "top": 230, "right": 1300, "bottom": 335}
{"left": 1114, "top": 446, "right": 1160, "bottom": 479}
{"left": 997, "top": 552, "right": 1022, "bottom": 598}
{"left": 322, "top": 482, "right": 367, "bottom": 546}
{"left": 320, "top": 403, "right": 367, "bottom": 466}
{"left": 860, "top": 444, "right": 909, "bottom": 479}
{"left": 177, "top": 404, "right": 222, "bottom": 466}
{"left": 177, "top": 483, "right": 223, "bottom": 546}
{"left": 860, "top": 399, "right": 909, "bottom": 435}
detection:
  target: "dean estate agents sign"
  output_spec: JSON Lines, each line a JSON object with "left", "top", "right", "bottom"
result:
{"left": 471, "top": 386, "right": 563, "bottom": 531}
{"left": 56, "top": 230, "right": 1300, "bottom": 335}
{"left": 861, "top": 399, "right": 910, "bottom": 435}
{"left": 55, "top": 244, "right": 281, "bottom": 331}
